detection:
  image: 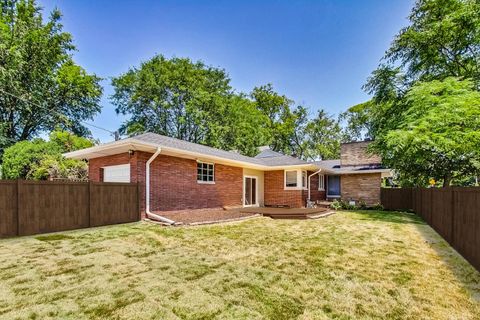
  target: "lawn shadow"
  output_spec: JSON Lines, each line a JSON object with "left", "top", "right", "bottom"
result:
{"left": 410, "top": 215, "right": 480, "bottom": 301}
{"left": 353, "top": 209, "right": 480, "bottom": 301}
{"left": 352, "top": 209, "right": 425, "bottom": 225}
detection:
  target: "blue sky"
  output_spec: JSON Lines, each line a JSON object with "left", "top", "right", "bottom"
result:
{"left": 40, "top": 0, "right": 413, "bottom": 142}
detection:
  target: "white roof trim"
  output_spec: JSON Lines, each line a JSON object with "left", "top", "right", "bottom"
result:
{"left": 64, "top": 138, "right": 318, "bottom": 171}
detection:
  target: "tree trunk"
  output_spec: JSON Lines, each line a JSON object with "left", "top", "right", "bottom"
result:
{"left": 443, "top": 174, "right": 451, "bottom": 187}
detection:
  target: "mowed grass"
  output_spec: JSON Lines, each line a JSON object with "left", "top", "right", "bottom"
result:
{"left": 0, "top": 211, "right": 479, "bottom": 320}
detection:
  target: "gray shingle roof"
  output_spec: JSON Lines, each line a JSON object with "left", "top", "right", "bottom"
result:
{"left": 255, "top": 149, "right": 285, "bottom": 158}
{"left": 314, "top": 160, "right": 341, "bottom": 171}
{"left": 314, "top": 159, "right": 389, "bottom": 174}
{"left": 132, "top": 133, "right": 310, "bottom": 167}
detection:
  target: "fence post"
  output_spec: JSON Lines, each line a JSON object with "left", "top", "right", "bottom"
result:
{"left": 450, "top": 187, "right": 455, "bottom": 245}
{"left": 137, "top": 182, "right": 141, "bottom": 220}
{"left": 88, "top": 181, "right": 93, "bottom": 228}
{"left": 16, "top": 179, "right": 20, "bottom": 236}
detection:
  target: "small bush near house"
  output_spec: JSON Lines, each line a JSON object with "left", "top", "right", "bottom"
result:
{"left": 330, "top": 199, "right": 384, "bottom": 211}
{"left": 358, "top": 200, "right": 368, "bottom": 210}
{"left": 370, "top": 203, "right": 384, "bottom": 211}
{"left": 330, "top": 199, "right": 343, "bottom": 210}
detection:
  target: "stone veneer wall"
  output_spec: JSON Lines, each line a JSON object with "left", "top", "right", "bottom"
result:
{"left": 341, "top": 141, "right": 381, "bottom": 166}
{"left": 340, "top": 173, "right": 382, "bottom": 205}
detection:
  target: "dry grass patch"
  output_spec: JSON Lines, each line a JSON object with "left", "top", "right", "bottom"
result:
{"left": 0, "top": 210, "right": 478, "bottom": 319}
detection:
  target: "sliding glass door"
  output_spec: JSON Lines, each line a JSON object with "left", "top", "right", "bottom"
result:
{"left": 244, "top": 176, "right": 257, "bottom": 206}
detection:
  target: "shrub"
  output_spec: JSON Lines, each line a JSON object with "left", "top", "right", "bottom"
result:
{"left": 330, "top": 199, "right": 385, "bottom": 211}
{"left": 330, "top": 199, "right": 343, "bottom": 210}
{"left": 369, "top": 203, "right": 384, "bottom": 211}
{"left": 358, "top": 201, "right": 368, "bottom": 210}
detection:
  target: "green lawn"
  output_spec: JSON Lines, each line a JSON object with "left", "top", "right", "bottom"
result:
{"left": 0, "top": 211, "right": 479, "bottom": 320}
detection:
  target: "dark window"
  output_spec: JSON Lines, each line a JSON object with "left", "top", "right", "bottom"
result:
{"left": 197, "top": 162, "right": 214, "bottom": 182}
{"left": 327, "top": 175, "right": 341, "bottom": 196}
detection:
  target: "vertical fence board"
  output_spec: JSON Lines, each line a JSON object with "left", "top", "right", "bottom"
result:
{"left": 88, "top": 182, "right": 139, "bottom": 227}
{"left": 17, "top": 181, "right": 90, "bottom": 236}
{"left": 0, "top": 180, "right": 140, "bottom": 238}
{"left": 0, "top": 181, "right": 18, "bottom": 237}
{"left": 452, "top": 188, "right": 480, "bottom": 270}
{"left": 381, "top": 187, "right": 480, "bottom": 272}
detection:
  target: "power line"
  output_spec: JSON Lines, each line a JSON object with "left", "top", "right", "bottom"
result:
{"left": 0, "top": 89, "right": 120, "bottom": 140}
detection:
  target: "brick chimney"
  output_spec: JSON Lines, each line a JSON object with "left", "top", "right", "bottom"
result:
{"left": 340, "top": 141, "right": 381, "bottom": 166}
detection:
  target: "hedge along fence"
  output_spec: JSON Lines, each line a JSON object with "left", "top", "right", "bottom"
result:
{"left": 381, "top": 187, "right": 480, "bottom": 272}
{"left": 0, "top": 180, "right": 140, "bottom": 238}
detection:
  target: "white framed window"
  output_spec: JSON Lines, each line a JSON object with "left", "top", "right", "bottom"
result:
{"left": 284, "top": 169, "right": 308, "bottom": 190}
{"left": 103, "top": 164, "right": 130, "bottom": 183}
{"left": 285, "top": 170, "right": 297, "bottom": 187}
{"left": 318, "top": 174, "right": 325, "bottom": 191}
{"left": 197, "top": 161, "right": 215, "bottom": 184}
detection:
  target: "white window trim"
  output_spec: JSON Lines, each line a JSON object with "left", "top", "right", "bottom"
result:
{"left": 284, "top": 169, "right": 308, "bottom": 190}
{"left": 318, "top": 174, "right": 325, "bottom": 191}
{"left": 243, "top": 175, "right": 259, "bottom": 207}
{"left": 197, "top": 161, "right": 215, "bottom": 184}
{"left": 102, "top": 164, "right": 131, "bottom": 183}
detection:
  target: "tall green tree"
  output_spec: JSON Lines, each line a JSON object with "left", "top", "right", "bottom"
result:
{"left": 339, "top": 101, "right": 375, "bottom": 142}
{"left": 350, "top": 0, "right": 480, "bottom": 144}
{"left": 0, "top": 0, "right": 103, "bottom": 158}
{"left": 111, "top": 55, "right": 232, "bottom": 146}
{"left": 250, "top": 84, "right": 307, "bottom": 155}
{"left": 251, "top": 85, "right": 341, "bottom": 160}
{"left": 304, "top": 110, "right": 342, "bottom": 160}
{"left": 380, "top": 78, "right": 480, "bottom": 187}
{"left": 365, "top": 0, "right": 480, "bottom": 104}
{"left": 218, "top": 94, "right": 270, "bottom": 157}
{"left": 1, "top": 130, "right": 93, "bottom": 180}
{"left": 111, "top": 57, "right": 290, "bottom": 157}
{"left": 349, "top": 0, "right": 480, "bottom": 186}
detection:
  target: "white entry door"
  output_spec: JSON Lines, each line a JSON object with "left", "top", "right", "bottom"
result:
{"left": 244, "top": 176, "right": 258, "bottom": 207}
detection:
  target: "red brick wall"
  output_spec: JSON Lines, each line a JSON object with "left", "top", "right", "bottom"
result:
{"left": 149, "top": 154, "right": 243, "bottom": 211}
{"left": 309, "top": 172, "right": 326, "bottom": 202}
{"left": 264, "top": 171, "right": 304, "bottom": 208}
{"left": 89, "top": 153, "right": 136, "bottom": 182}
{"left": 88, "top": 153, "right": 327, "bottom": 212}
{"left": 264, "top": 171, "right": 326, "bottom": 208}
{"left": 88, "top": 152, "right": 243, "bottom": 214}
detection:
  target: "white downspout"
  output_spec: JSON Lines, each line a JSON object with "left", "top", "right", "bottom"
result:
{"left": 308, "top": 169, "right": 322, "bottom": 201}
{"left": 145, "top": 147, "right": 176, "bottom": 225}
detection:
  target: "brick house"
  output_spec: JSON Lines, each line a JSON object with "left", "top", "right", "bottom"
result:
{"left": 64, "top": 133, "right": 390, "bottom": 219}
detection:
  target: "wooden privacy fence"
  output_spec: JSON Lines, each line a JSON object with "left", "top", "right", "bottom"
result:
{"left": 0, "top": 180, "right": 140, "bottom": 238}
{"left": 381, "top": 187, "right": 480, "bottom": 272}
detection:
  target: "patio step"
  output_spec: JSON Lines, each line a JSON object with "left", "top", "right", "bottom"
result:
{"left": 265, "top": 214, "right": 309, "bottom": 220}
{"left": 262, "top": 212, "right": 311, "bottom": 219}
{"left": 239, "top": 207, "right": 330, "bottom": 220}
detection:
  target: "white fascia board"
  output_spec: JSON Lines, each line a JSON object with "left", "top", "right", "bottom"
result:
{"left": 63, "top": 138, "right": 320, "bottom": 171}
{"left": 62, "top": 138, "right": 157, "bottom": 160}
